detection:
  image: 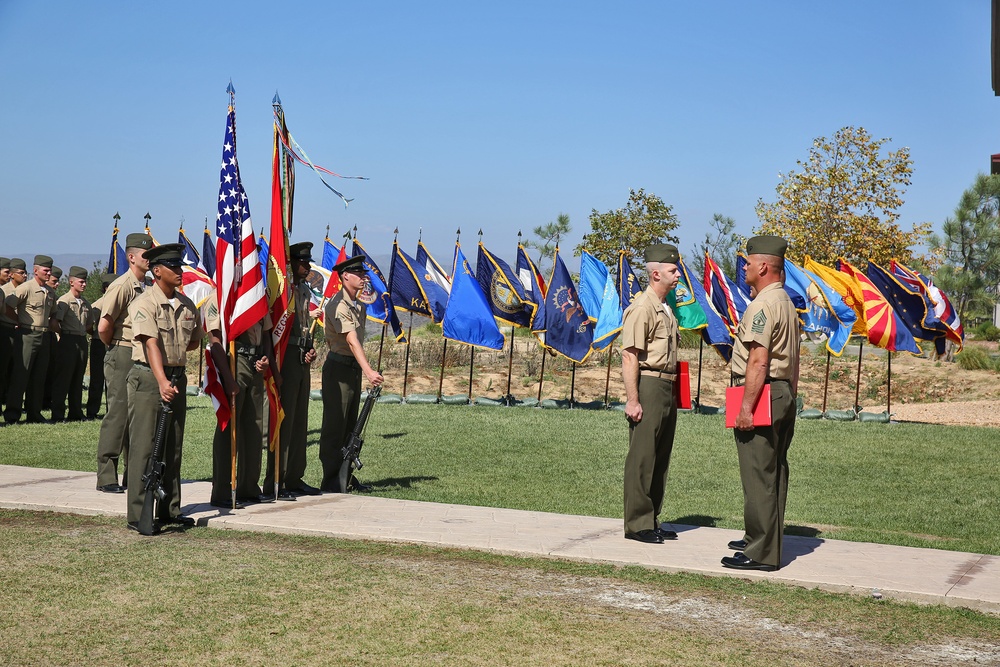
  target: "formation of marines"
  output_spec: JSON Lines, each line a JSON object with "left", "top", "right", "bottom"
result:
{"left": 3, "top": 235, "right": 803, "bottom": 571}
{"left": 0, "top": 238, "right": 382, "bottom": 536}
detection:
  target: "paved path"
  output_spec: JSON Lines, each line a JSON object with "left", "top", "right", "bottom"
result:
{"left": 1, "top": 463, "right": 998, "bottom": 615}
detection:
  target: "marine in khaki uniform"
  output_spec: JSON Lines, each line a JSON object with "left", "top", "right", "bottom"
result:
{"left": 722, "top": 235, "right": 800, "bottom": 572}
{"left": 263, "top": 242, "right": 320, "bottom": 499}
{"left": 51, "top": 266, "right": 92, "bottom": 422}
{"left": 320, "top": 254, "right": 383, "bottom": 493}
{"left": 4, "top": 255, "right": 56, "bottom": 424}
{"left": 0, "top": 257, "right": 25, "bottom": 406}
{"left": 205, "top": 290, "right": 276, "bottom": 507}
{"left": 86, "top": 273, "right": 116, "bottom": 419}
{"left": 0, "top": 258, "right": 9, "bottom": 287}
{"left": 96, "top": 234, "right": 152, "bottom": 493}
{"left": 620, "top": 244, "right": 682, "bottom": 544}
{"left": 125, "top": 243, "right": 202, "bottom": 534}
{"left": 42, "top": 266, "right": 63, "bottom": 411}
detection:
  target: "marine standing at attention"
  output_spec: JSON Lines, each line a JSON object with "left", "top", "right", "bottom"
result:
{"left": 620, "top": 244, "right": 682, "bottom": 544}
{"left": 96, "top": 234, "right": 152, "bottom": 493}
{"left": 4, "top": 255, "right": 56, "bottom": 424}
{"left": 50, "top": 266, "right": 92, "bottom": 422}
{"left": 722, "top": 235, "right": 800, "bottom": 572}
{"left": 125, "top": 243, "right": 202, "bottom": 534}
{"left": 86, "top": 273, "right": 116, "bottom": 419}
{"left": 319, "top": 254, "right": 383, "bottom": 493}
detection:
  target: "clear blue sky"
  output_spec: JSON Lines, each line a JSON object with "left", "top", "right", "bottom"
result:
{"left": 0, "top": 1, "right": 994, "bottom": 270}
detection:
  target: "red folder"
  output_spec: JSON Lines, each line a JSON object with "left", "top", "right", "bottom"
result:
{"left": 725, "top": 384, "right": 772, "bottom": 428}
{"left": 676, "top": 361, "right": 691, "bottom": 409}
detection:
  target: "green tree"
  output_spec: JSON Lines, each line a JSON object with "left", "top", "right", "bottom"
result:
{"left": 755, "top": 126, "right": 930, "bottom": 267}
{"left": 524, "top": 213, "right": 571, "bottom": 275}
{"left": 929, "top": 173, "right": 1000, "bottom": 324}
{"left": 691, "top": 213, "right": 744, "bottom": 277}
{"left": 577, "top": 188, "right": 679, "bottom": 267}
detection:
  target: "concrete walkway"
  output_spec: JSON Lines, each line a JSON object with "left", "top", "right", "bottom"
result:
{"left": 1, "top": 463, "right": 998, "bottom": 615}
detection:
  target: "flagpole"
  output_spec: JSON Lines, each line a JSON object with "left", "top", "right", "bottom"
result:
{"left": 822, "top": 350, "right": 831, "bottom": 413}
{"left": 536, "top": 342, "right": 546, "bottom": 402}
{"left": 504, "top": 325, "right": 515, "bottom": 406}
{"left": 603, "top": 347, "right": 614, "bottom": 408}
{"left": 569, "top": 362, "right": 576, "bottom": 408}
{"left": 403, "top": 314, "right": 413, "bottom": 399}
{"left": 695, "top": 338, "right": 704, "bottom": 413}
{"left": 467, "top": 345, "right": 474, "bottom": 404}
{"left": 376, "top": 324, "right": 387, "bottom": 373}
{"left": 854, "top": 339, "right": 864, "bottom": 416}
{"left": 437, "top": 339, "right": 448, "bottom": 403}
{"left": 229, "top": 340, "right": 238, "bottom": 509}
{"left": 886, "top": 352, "right": 892, "bottom": 417}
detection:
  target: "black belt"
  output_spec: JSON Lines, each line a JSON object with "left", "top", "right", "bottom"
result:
{"left": 135, "top": 361, "right": 185, "bottom": 373}
{"left": 18, "top": 325, "right": 48, "bottom": 333}
{"left": 328, "top": 352, "right": 360, "bottom": 369}
{"left": 731, "top": 375, "right": 790, "bottom": 387}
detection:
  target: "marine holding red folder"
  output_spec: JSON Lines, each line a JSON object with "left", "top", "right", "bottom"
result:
{"left": 722, "top": 235, "right": 801, "bottom": 574}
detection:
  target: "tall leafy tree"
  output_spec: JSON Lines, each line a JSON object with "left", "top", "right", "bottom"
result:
{"left": 929, "top": 173, "right": 1000, "bottom": 322}
{"left": 755, "top": 126, "right": 929, "bottom": 266}
{"left": 525, "top": 213, "right": 571, "bottom": 275}
{"left": 578, "top": 188, "right": 679, "bottom": 267}
{"left": 692, "top": 213, "right": 744, "bottom": 277}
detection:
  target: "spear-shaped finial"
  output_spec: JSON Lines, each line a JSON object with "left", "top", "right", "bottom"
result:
{"left": 393, "top": 227, "right": 399, "bottom": 242}
{"left": 351, "top": 225, "right": 358, "bottom": 241}
{"left": 226, "top": 80, "right": 235, "bottom": 96}
{"left": 456, "top": 227, "right": 461, "bottom": 243}
{"left": 478, "top": 229, "right": 483, "bottom": 243}
{"left": 325, "top": 224, "right": 330, "bottom": 239}
{"left": 418, "top": 227, "right": 422, "bottom": 242}
{"left": 113, "top": 212, "right": 121, "bottom": 227}
{"left": 517, "top": 230, "right": 522, "bottom": 244}
{"left": 204, "top": 216, "right": 209, "bottom": 231}
{"left": 343, "top": 227, "right": 352, "bottom": 241}
{"left": 272, "top": 90, "right": 281, "bottom": 106}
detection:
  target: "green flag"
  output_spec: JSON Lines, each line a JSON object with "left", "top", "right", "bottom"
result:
{"left": 668, "top": 261, "right": 708, "bottom": 330}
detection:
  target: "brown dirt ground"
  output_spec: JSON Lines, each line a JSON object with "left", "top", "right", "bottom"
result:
{"left": 296, "top": 337, "right": 1000, "bottom": 427}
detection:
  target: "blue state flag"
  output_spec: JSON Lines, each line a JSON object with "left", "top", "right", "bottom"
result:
{"left": 679, "top": 256, "right": 733, "bottom": 361}
{"left": 540, "top": 250, "right": 594, "bottom": 363}
{"left": 867, "top": 260, "right": 946, "bottom": 351}
{"left": 476, "top": 243, "right": 533, "bottom": 328}
{"left": 737, "top": 254, "right": 807, "bottom": 310}
{"left": 321, "top": 235, "right": 338, "bottom": 271}
{"left": 516, "top": 245, "right": 546, "bottom": 331}
{"left": 202, "top": 225, "right": 217, "bottom": 279}
{"left": 616, "top": 252, "right": 643, "bottom": 310}
{"left": 442, "top": 244, "right": 505, "bottom": 350}
{"left": 352, "top": 239, "right": 406, "bottom": 343}
{"left": 798, "top": 263, "right": 857, "bottom": 356}
{"left": 579, "top": 251, "right": 622, "bottom": 350}
{"left": 257, "top": 234, "right": 270, "bottom": 292}
{"left": 390, "top": 241, "right": 449, "bottom": 323}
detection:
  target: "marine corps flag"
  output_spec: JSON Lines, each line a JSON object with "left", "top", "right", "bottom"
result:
{"left": 476, "top": 243, "right": 533, "bottom": 328}
{"left": 442, "top": 244, "right": 505, "bottom": 350}
{"left": 538, "top": 249, "right": 593, "bottom": 363}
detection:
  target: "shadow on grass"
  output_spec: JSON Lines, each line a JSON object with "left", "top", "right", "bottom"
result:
{"left": 369, "top": 475, "right": 438, "bottom": 490}
{"left": 672, "top": 514, "right": 722, "bottom": 528}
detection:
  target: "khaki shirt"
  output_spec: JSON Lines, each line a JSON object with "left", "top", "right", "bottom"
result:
{"left": 101, "top": 270, "right": 145, "bottom": 343}
{"left": 621, "top": 286, "right": 678, "bottom": 372}
{"left": 730, "top": 282, "right": 800, "bottom": 381}
{"left": 55, "top": 292, "right": 92, "bottom": 336}
{"left": 129, "top": 284, "right": 203, "bottom": 367}
{"left": 324, "top": 289, "right": 366, "bottom": 357}
{"left": 0, "top": 282, "right": 16, "bottom": 326}
{"left": 88, "top": 295, "right": 104, "bottom": 335}
{"left": 6, "top": 279, "right": 55, "bottom": 330}
{"left": 203, "top": 290, "right": 271, "bottom": 346}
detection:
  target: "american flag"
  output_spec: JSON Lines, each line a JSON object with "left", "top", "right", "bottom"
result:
{"left": 215, "top": 102, "right": 268, "bottom": 347}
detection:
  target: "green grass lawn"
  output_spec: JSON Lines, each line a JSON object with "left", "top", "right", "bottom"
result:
{"left": 2, "top": 397, "right": 998, "bottom": 555}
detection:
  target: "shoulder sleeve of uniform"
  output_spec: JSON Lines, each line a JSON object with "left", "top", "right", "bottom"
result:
{"left": 739, "top": 296, "right": 776, "bottom": 348}
{"left": 54, "top": 300, "right": 68, "bottom": 321}
{"left": 101, "top": 281, "right": 126, "bottom": 319}
{"left": 129, "top": 295, "right": 157, "bottom": 339}
{"left": 620, "top": 300, "right": 649, "bottom": 351}
{"left": 331, "top": 297, "right": 357, "bottom": 334}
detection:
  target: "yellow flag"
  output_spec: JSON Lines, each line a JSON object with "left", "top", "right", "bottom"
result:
{"left": 803, "top": 256, "right": 867, "bottom": 336}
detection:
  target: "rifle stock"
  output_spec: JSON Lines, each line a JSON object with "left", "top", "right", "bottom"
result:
{"left": 137, "top": 375, "right": 179, "bottom": 536}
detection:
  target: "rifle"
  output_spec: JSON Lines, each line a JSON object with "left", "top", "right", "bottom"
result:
{"left": 137, "top": 375, "right": 179, "bottom": 536}
{"left": 342, "top": 384, "right": 382, "bottom": 472}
